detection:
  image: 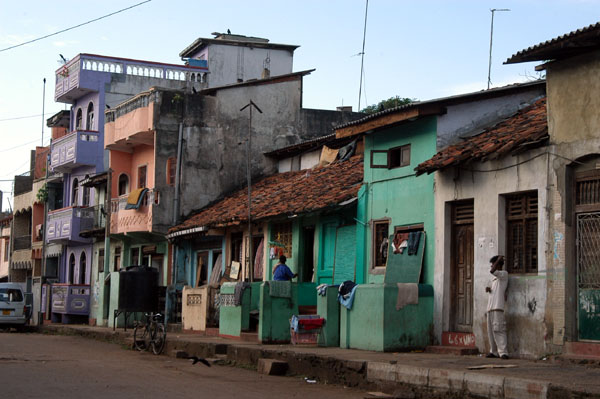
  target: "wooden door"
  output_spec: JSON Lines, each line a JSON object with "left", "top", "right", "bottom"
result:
{"left": 451, "top": 201, "right": 474, "bottom": 332}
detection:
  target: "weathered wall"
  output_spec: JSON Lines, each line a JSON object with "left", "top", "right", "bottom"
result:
{"left": 433, "top": 148, "right": 550, "bottom": 358}
{"left": 547, "top": 50, "right": 600, "bottom": 144}
{"left": 200, "top": 44, "right": 293, "bottom": 88}
{"left": 361, "top": 117, "right": 437, "bottom": 286}
{"left": 437, "top": 87, "right": 546, "bottom": 150}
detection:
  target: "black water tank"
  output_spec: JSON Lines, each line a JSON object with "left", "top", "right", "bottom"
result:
{"left": 118, "top": 266, "right": 159, "bottom": 312}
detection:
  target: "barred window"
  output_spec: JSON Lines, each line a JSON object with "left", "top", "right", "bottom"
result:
{"left": 506, "top": 192, "right": 538, "bottom": 273}
{"left": 372, "top": 220, "right": 389, "bottom": 268}
{"left": 272, "top": 222, "right": 293, "bottom": 257}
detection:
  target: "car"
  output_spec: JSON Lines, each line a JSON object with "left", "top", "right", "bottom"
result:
{"left": 0, "top": 283, "right": 30, "bottom": 330}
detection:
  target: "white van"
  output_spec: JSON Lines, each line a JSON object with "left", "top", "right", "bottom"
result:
{"left": 0, "top": 283, "right": 30, "bottom": 330}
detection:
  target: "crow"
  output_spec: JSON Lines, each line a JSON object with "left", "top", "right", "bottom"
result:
{"left": 188, "top": 356, "right": 211, "bottom": 367}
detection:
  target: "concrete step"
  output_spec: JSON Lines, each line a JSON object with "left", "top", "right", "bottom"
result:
{"left": 239, "top": 332, "right": 258, "bottom": 342}
{"left": 441, "top": 331, "right": 476, "bottom": 348}
{"left": 425, "top": 345, "right": 479, "bottom": 356}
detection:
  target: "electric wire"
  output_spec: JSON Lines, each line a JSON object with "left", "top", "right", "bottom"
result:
{"left": 0, "top": 0, "right": 152, "bottom": 53}
{"left": 0, "top": 112, "right": 61, "bottom": 122}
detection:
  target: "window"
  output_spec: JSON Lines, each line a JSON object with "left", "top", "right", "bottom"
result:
{"left": 230, "top": 232, "right": 243, "bottom": 263}
{"left": 69, "top": 253, "right": 75, "bottom": 283}
{"left": 86, "top": 102, "right": 94, "bottom": 130}
{"left": 372, "top": 220, "right": 389, "bottom": 267}
{"left": 131, "top": 248, "right": 140, "bottom": 266}
{"left": 167, "top": 157, "right": 176, "bottom": 186}
{"left": 113, "top": 247, "right": 121, "bottom": 272}
{"left": 370, "top": 144, "right": 411, "bottom": 169}
{"left": 98, "top": 249, "right": 105, "bottom": 275}
{"left": 389, "top": 145, "right": 411, "bottom": 168}
{"left": 82, "top": 175, "right": 90, "bottom": 206}
{"left": 138, "top": 165, "right": 147, "bottom": 188}
{"left": 75, "top": 108, "right": 82, "bottom": 130}
{"left": 118, "top": 174, "right": 129, "bottom": 196}
{"left": 72, "top": 178, "right": 79, "bottom": 206}
{"left": 272, "top": 222, "right": 293, "bottom": 257}
{"left": 4, "top": 240, "right": 8, "bottom": 261}
{"left": 79, "top": 252, "right": 87, "bottom": 284}
{"left": 506, "top": 192, "right": 538, "bottom": 273}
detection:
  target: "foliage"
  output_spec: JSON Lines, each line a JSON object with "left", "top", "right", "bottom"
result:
{"left": 36, "top": 183, "right": 48, "bottom": 203}
{"left": 360, "top": 96, "right": 416, "bottom": 114}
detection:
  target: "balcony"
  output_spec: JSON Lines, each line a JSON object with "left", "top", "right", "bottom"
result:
{"left": 46, "top": 206, "right": 93, "bottom": 244}
{"left": 50, "top": 130, "right": 100, "bottom": 173}
{"left": 13, "top": 235, "right": 31, "bottom": 251}
{"left": 110, "top": 189, "right": 158, "bottom": 235}
{"left": 55, "top": 54, "right": 208, "bottom": 103}
{"left": 51, "top": 284, "right": 90, "bottom": 316}
{"left": 79, "top": 205, "right": 107, "bottom": 238}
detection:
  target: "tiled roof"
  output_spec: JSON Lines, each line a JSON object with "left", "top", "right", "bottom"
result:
{"left": 505, "top": 22, "right": 600, "bottom": 64}
{"left": 169, "top": 155, "right": 363, "bottom": 235}
{"left": 334, "top": 81, "right": 545, "bottom": 131}
{"left": 415, "top": 97, "right": 547, "bottom": 176}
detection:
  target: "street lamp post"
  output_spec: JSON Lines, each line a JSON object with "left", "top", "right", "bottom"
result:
{"left": 240, "top": 100, "right": 262, "bottom": 283}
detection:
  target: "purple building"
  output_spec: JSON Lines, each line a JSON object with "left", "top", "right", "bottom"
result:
{"left": 47, "top": 53, "right": 206, "bottom": 323}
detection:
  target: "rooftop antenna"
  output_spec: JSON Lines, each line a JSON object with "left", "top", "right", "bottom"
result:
{"left": 487, "top": 8, "right": 510, "bottom": 89}
{"left": 357, "top": 0, "right": 369, "bottom": 111}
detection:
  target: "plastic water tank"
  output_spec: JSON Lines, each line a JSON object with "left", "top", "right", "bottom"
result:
{"left": 118, "top": 266, "right": 159, "bottom": 312}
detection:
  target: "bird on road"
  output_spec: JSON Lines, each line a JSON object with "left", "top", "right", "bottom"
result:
{"left": 188, "top": 356, "right": 211, "bottom": 367}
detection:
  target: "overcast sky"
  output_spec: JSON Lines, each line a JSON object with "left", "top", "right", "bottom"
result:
{"left": 0, "top": 0, "right": 599, "bottom": 211}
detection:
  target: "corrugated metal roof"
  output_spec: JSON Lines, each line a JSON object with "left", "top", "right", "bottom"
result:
{"left": 505, "top": 22, "right": 600, "bottom": 64}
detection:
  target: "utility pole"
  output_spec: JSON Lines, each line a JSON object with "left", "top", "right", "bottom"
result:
{"left": 240, "top": 100, "right": 262, "bottom": 283}
{"left": 487, "top": 8, "right": 510, "bottom": 90}
{"left": 41, "top": 78, "right": 46, "bottom": 146}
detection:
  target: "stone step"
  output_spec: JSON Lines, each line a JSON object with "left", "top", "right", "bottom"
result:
{"left": 441, "top": 331, "right": 476, "bottom": 348}
{"left": 240, "top": 332, "right": 258, "bottom": 342}
{"left": 425, "top": 345, "right": 479, "bottom": 356}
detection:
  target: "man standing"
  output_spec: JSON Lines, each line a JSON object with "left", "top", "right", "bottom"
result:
{"left": 272, "top": 255, "right": 297, "bottom": 281}
{"left": 485, "top": 255, "right": 509, "bottom": 359}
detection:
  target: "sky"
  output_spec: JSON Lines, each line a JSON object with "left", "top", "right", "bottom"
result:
{"left": 0, "top": 0, "right": 599, "bottom": 211}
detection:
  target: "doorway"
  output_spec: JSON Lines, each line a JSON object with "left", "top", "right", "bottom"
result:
{"left": 302, "top": 226, "right": 315, "bottom": 282}
{"left": 195, "top": 251, "right": 209, "bottom": 287}
{"left": 575, "top": 170, "right": 600, "bottom": 341}
{"left": 450, "top": 200, "right": 474, "bottom": 332}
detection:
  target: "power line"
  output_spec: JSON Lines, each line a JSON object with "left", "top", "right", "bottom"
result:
{"left": 0, "top": 137, "right": 51, "bottom": 153}
{"left": 0, "top": 0, "right": 152, "bottom": 53}
{"left": 0, "top": 112, "right": 60, "bottom": 122}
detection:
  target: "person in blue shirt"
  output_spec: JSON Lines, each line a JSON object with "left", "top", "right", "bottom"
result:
{"left": 272, "top": 255, "right": 297, "bottom": 281}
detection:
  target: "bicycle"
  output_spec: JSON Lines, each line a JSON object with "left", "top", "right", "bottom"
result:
{"left": 133, "top": 312, "right": 166, "bottom": 355}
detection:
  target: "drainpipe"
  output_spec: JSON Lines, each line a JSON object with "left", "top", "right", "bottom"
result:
{"left": 173, "top": 123, "right": 183, "bottom": 226}
{"left": 40, "top": 152, "right": 50, "bottom": 324}
{"left": 168, "top": 121, "right": 183, "bottom": 326}
{"left": 103, "top": 168, "right": 112, "bottom": 326}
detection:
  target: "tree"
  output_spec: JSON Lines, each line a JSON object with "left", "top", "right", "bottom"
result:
{"left": 360, "top": 96, "right": 416, "bottom": 114}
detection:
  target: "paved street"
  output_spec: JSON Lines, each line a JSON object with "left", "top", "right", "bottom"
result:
{"left": 0, "top": 332, "right": 367, "bottom": 399}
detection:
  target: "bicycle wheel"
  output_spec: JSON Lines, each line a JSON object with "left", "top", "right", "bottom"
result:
{"left": 133, "top": 322, "right": 149, "bottom": 351}
{"left": 150, "top": 322, "right": 166, "bottom": 355}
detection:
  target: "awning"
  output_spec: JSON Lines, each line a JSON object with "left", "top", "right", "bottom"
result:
{"left": 11, "top": 261, "right": 32, "bottom": 270}
{"left": 45, "top": 243, "right": 63, "bottom": 258}
{"left": 81, "top": 172, "right": 108, "bottom": 187}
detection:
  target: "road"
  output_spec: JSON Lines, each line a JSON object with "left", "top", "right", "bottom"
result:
{"left": 0, "top": 332, "right": 368, "bottom": 399}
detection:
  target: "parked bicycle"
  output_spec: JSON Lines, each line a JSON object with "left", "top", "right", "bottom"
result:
{"left": 133, "top": 312, "right": 166, "bottom": 355}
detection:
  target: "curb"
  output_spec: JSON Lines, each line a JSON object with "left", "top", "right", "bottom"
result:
{"left": 37, "top": 325, "right": 600, "bottom": 399}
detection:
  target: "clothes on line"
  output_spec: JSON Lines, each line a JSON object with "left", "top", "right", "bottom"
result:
{"left": 233, "top": 282, "right": 251, "bottom": 306}
{"left": 268, "top": 280, "right": 292, "bottom": 298}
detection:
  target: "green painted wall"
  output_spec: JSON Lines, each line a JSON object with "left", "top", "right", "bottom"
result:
{"left": 360, "top": 117, "right": 437, "bottom": 285}
{"left": 317, "top": 285, "right": 340, "bottom": 347}
{"left": 258, "top": 282, "right": 299, "bottom": 343}
{"left": 219, "top": 282, "right": 250, "bottom": 337}
{"left": 340, "top": 283, "right": 433, "bottom": 351}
